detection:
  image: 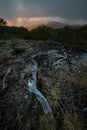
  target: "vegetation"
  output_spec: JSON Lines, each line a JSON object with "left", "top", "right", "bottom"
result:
{"left": 0, "top": 18, "right": 7, "bottom": 26}
{"left": 12, "top": 47, "right": 26, "bottom": 55}
{"left": 63, "top": 112, "right": 84, "bottom": 130}
{"left": 0, "top": 47, "right": 87, "bottom": 129}
{"left": 0, "top": 18, "right": 87, "bottom": 130}
{"left": 0, "top": 21, "right": 87, "bottom": 51}
{"left": 0, "top": 26, "right": 30, "bottom": 40}
{"left": 30, "top": 25, "right": 87, "bottom": 52}
{"left": 0, "top": 18, "right": 87, "bottom": 49}
{"left": 39, "top": 115, "right": 56, "bottom": 130}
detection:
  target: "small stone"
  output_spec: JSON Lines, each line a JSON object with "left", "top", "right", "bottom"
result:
{"left": 20, "top": 73, "right": 25, "bottom": 79}
{"left": 24, "top": 95, "right": 28, "bottom": 99}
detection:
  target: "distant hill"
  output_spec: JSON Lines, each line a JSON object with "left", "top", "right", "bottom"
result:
{"left": 27, "top": 21, "right": 68, "bottom": 30}
{"left": 46, "top": 21, "right": 68, "bottom": 29}
{"left": 27, "top": 24, "right": 40, "bottom": 30}
{"left": 27, "top": 21, "right": 83, "bottom": 30}
{"left": 68, "top": 24, "right": 82, "bottom": 28}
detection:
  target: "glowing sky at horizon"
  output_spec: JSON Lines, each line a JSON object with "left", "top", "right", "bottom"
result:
{"left": 7, "top": 16, "right": 68, "bottom": 27}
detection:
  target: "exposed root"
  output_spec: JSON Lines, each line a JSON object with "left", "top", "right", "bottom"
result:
{"left": 2, "top": 67, "right": 12, "bottom": 90}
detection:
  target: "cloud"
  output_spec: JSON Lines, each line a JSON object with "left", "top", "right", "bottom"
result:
{"left": 0, "top": 0, "right": 87, "bottom": 25}
{"left": 7, "top": 16, "right": 87, "bottom": 27}
{"left": 6, "top": 16, "right": 64, "bottom": 26}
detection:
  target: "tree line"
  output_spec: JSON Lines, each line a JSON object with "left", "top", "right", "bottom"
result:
{"left": 0, "top": 18, "right": 87, "bottom": 51}
{"left": 0, "top": 18, "right": 7, "bottom": 26}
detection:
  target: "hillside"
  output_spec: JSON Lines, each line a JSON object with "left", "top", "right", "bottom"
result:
{"left": 46, "top": 21, "right": 67, "bottom": 29}
{"left": 0, "top": 40, "right": 87, "bottom": 130}
{"left": 27, "top": 21, "right": 67, "bottom": 30}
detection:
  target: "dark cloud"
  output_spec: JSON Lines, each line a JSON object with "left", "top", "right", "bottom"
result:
{"left": 17, "top": 0, "right": 87, "bottom": 20}
{"left": 0, "top": 0, "right": 87, "bottom": 24}
{"left": 0, "top": 0, "right": 16, "bottom": 19}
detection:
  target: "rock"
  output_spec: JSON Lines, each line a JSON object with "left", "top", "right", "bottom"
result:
{"left": 24, "top": 95, "right": 28, "bottom": 99}
{"left": 20, "top": 73, "right": 25, "bottom": 79}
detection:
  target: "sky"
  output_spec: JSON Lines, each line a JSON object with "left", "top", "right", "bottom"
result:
{"left": 0, "top": 0, "right": 87, "bottom": 26}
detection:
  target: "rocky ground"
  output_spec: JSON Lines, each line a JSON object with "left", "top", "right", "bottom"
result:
{"left": 0, "top": 40, "right": 87, "bottom": 130}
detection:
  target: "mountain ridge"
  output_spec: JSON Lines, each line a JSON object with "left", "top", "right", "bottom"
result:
{"left": 27, "top": 21, "right": 83, "bottom": 30}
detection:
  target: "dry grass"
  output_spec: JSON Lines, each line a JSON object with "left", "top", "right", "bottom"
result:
{"left": 48, "top": 87, "right": 61, "bottom": 107}
{"left": 65, "top": 76, "right": 87, "bottom": 88}
{"left": 63, "top": 112, "right": 85, "bottom": 130}
{"left": 39, "top": 114, "right": 56, "bottom": 130}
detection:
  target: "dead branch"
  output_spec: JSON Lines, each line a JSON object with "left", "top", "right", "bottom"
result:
{"left": 2, "top": 67, "right": 12, "bottom": 90}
